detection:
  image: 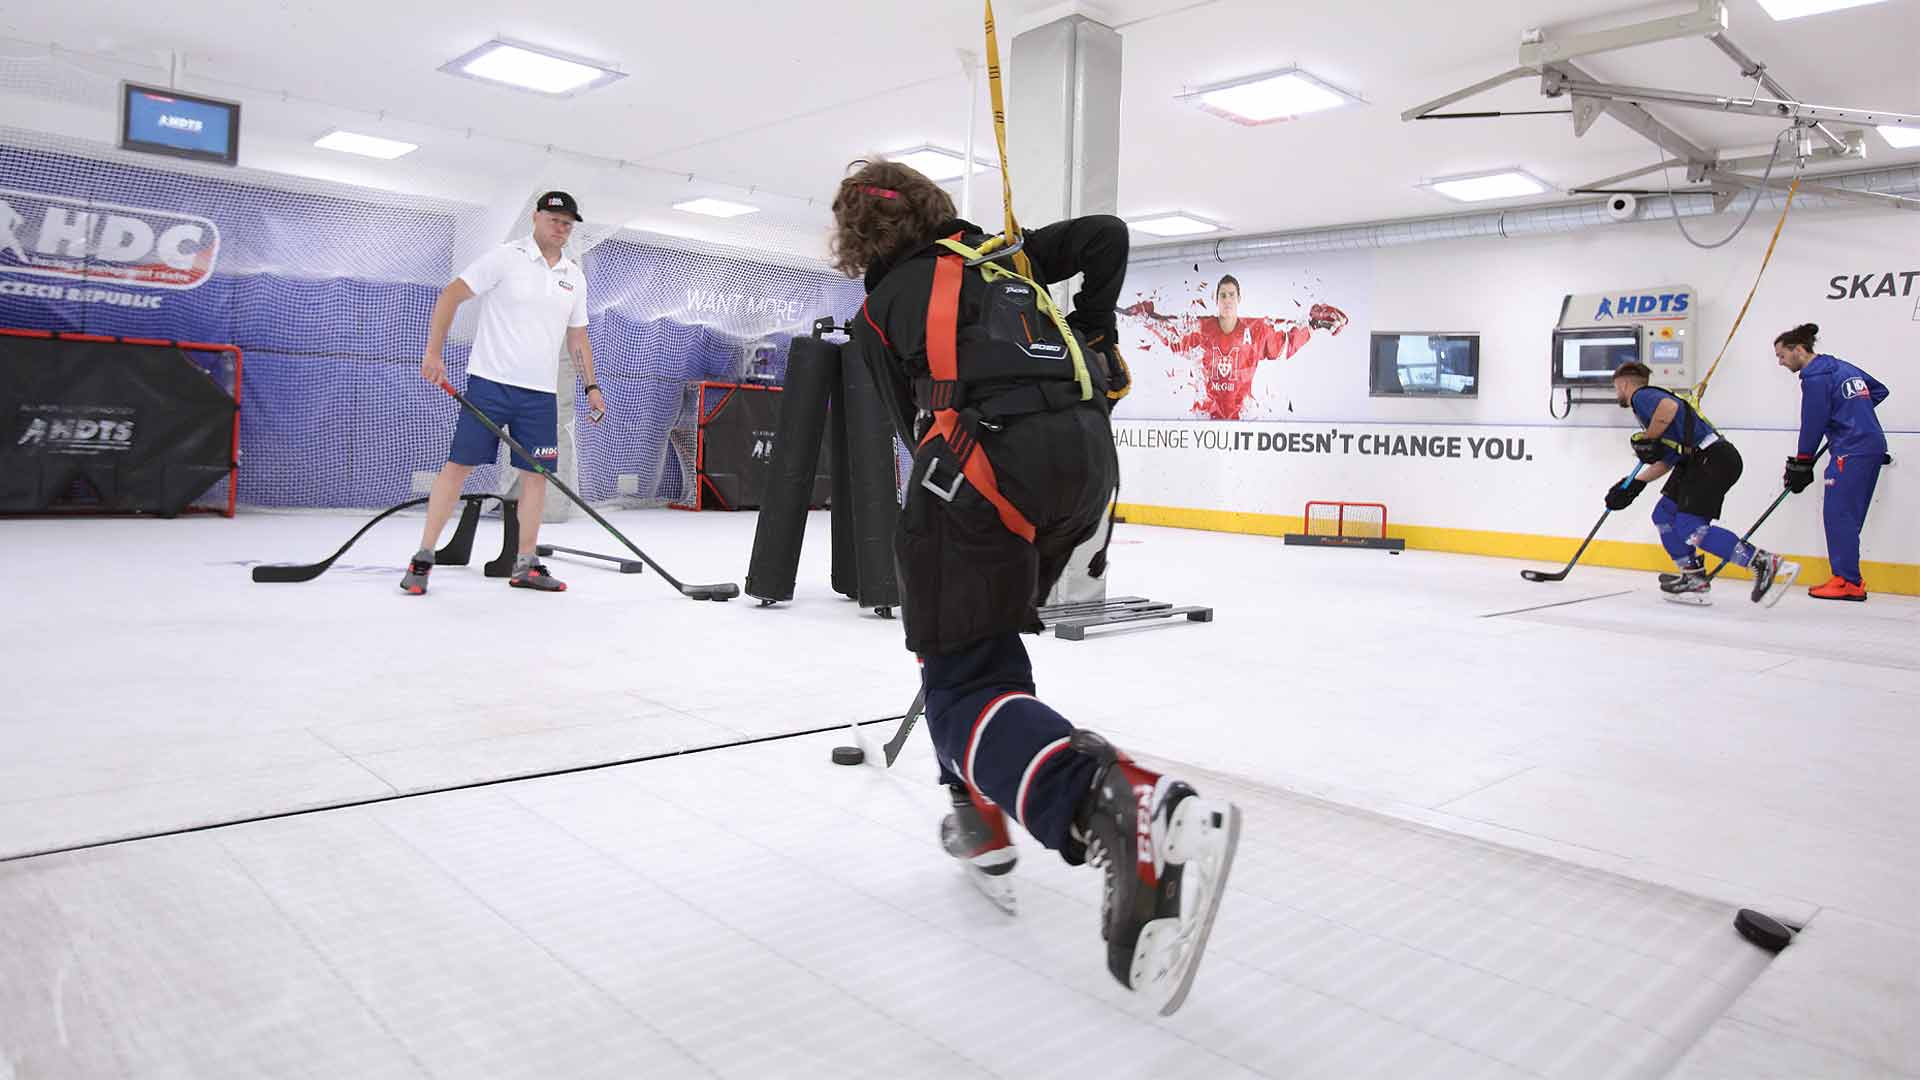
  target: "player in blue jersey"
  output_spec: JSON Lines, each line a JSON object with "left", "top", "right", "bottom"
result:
{"left": 1606, "top": 361, "right": 1797, "bottom": 605}
{"left": 1774, "top": 323, "right": 1891, "bottom": 601}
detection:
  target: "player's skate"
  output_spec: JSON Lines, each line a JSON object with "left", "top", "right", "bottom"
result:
{"left": 1657, "top": 560, "right": 1704, "bottom": 590}
{"left": 1068, "top": 731, "right": 1240, "bottom": 1017}
{"left": 1660, "top": 567, "right": 1712, "bottom": 606}
{"left": 941, "top": 784, "right": 1018, "bottom": 915}
{"left": 1748, "top": 550, "right": 1799, "bottom": 607}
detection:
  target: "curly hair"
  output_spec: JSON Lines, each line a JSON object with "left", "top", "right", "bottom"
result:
{"left": 1774, "top": 322, "right": 1819, "bottom": 351}
{"left": 828, "top": 159, "right": 956, "bottom": 279}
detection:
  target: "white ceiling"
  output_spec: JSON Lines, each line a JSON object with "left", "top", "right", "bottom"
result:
{"left": 2, "top": 0, "right": 1916, "bottom": 259}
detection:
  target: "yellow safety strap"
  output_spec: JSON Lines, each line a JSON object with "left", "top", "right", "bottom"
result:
{"left": 936, "top": 236, "right": 1094, "bottom": 402}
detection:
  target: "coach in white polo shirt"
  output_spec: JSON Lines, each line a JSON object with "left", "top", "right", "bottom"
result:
{"left": 402, "top": 191, "right": 606, "bottom": 595}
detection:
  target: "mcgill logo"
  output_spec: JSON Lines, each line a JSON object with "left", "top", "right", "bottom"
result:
{"left": 0, "top": 188, "right": 221, "bottom": 291}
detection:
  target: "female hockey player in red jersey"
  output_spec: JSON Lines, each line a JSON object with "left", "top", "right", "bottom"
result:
{"left": 834, "top": 158, "right": 1240, "bottom": 1015}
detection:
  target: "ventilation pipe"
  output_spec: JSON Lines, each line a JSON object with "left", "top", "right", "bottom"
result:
{"left": 1130, "top": 163, "right": 1920, "bottom": 265}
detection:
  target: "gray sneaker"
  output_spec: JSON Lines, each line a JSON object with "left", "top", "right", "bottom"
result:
{"left": 400, "top": 549, "right": 433, "bottom": 595}
{"left": 508, "top": 558, "right": 566, "bottom": 592}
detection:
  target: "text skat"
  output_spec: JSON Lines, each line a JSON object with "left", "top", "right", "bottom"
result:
{"left": 1825, "top": 271, "right": 1920, "bottom": 300}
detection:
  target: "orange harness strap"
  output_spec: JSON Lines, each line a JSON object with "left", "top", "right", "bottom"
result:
{"left": 920, "top": 241, "right": 1037, "bottom": 543}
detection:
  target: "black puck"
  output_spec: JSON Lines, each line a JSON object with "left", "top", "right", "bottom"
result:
{"left": 1734, "top": 908, "right": 1793, "bottom": 953}
{"left": 831, "top": 745, "right": 866, "bottom": 766}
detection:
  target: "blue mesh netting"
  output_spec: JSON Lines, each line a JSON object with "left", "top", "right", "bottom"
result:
{"left": 1, "top": 135, "right": 865, "bottom": 508}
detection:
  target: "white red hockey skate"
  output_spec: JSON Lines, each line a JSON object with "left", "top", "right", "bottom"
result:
{"left": 941, "top": 784, "right": 1018, "bottom": 916}
{"left": 1070, "top": 732, "right": 1241, "bottom": 1016}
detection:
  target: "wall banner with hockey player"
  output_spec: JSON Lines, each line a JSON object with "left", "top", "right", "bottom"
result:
{"left": 1113, "top": 250, "right": 1373, "bottom": 422}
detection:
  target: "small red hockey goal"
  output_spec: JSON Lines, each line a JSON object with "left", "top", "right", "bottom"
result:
{"left": 1303, "top": 500, "right": 1387, "bottom": 540}
{"left": 1288, "top": 500, "right": 1404, "bottom": 551}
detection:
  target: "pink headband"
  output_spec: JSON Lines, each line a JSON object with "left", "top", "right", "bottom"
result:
{"left": 862, "top": 185, "right": 899, "bottom": 200}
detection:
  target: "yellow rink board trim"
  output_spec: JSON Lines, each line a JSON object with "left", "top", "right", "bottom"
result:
{"left": 1114, "top": 502, "right": 1920, "bottom": 597}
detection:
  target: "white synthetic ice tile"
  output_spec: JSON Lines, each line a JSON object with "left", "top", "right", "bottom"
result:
{"left": 349, "top": 711, "right": 740, "bottom": 792}
{"left": 0, "top": 838, "right": 424, "bottom": 1080}
{"left": 1670, "top": 1018, "right": 1915, "bottom": 1079}
{"left": 0, "top": 758, "right": 395, "bottom": 859}
{"left": 0, "top": 729, "right": 1776, "bottom": 1079}
{"left": 1718, "top": 909, "right": 1920, "bottom": 1074}
{"left": 1439, "top": 766, "right": 1920, "bottom": 926}
{"left": 9, "top": 516, "right": 1920, "bottom": 1075}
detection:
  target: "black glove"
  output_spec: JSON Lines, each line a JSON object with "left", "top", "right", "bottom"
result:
{"left": 1100, "top": 345, "right": 1131, "bottom": 405}
{"left": 1630, "top": 433, "right": 1665, "bottom": 465}
{"left": 1604, "top": 477, "right": 1647, "bottom": 511}
{"left": 1784, "top": 455, "right": 1816, "bottom": 493}
{"left": 1074, "top": 321, "right": 1132, "bottom": 408}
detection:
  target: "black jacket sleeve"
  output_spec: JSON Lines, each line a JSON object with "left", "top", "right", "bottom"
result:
{"left": 1020, "top": 214, "right": 1130, "bottom": 344}
{"left": 850, "top": 294, "right": 920, "bottom": 447}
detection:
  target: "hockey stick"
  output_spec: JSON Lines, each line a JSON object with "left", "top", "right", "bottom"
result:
{"left": 1703, "top": 441, "right": 1828, "bottom": 583}
{"left": 1520, "top": 465, "right": 1644, "bottom": 583}
{"left": 880, "top": 684, "right": 926, "bottom": 768}
{"left": 250, "top": 493, "right": 505, "bottom": 583}
{"left": 252, "top": 497, "right": 429, "bottom": 582}
{"left": 438, "top": 382, "right": 740, "bottom": 601}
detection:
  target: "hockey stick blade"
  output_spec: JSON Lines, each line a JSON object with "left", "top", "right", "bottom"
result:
{"left": 251, "top": 496, "right": 430, "bottom": 584}
{"left": 438, "top": 383, "right": 741, "bottom": 601}
{"left": 252, "top": 562, "right": 330, "bottom": 584}
{"left": 1520, "top": 465, "right": 1642, "bottom": 584}
{"left": 881, "top": 685, "right": 927, "bottom": 767}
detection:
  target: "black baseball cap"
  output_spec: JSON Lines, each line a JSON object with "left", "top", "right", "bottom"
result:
{"left": 536, "top": 191, "right": 583, "bottom": 222}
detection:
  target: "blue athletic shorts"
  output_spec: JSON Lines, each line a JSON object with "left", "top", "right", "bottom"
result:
{"left": 448, "top": 374, "right": 558, "bottom": 473}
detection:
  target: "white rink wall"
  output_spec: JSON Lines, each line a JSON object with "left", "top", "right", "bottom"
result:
{"left": 1114, "top": 206, "right": 1918, "bottom": 591}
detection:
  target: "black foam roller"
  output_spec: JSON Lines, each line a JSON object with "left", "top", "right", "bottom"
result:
{"left": 829, "top": 378, "right": 858, "bottom": 600}
{"left": 838, "top": 341, "right": 901, "bottom": 609}
{"left": 745, "top": 336, "right": 840, "bottom": 602}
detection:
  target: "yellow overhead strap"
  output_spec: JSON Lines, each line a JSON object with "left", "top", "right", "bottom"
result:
{"left": 982, "top": 0, "right": 1034, "bottom": 281}
{"left": 1692, "top": 176, "right": 1800, "bottom": 405}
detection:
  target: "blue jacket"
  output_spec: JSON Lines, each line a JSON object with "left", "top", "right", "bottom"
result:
{"left": 1631, "top": 385, "right": 1718, "bottom": 464}
{"left": 1797, "top": 354, "right": 1889, "bottom": 458}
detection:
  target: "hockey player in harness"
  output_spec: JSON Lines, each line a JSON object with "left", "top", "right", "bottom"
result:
{"left": 834, "top": 158, "right": 1241, "bottom": 1015}
{"left": 1607, "top": 361, "right": 1798, "bottom": 606}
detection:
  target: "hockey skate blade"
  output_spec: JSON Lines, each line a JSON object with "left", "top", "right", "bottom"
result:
{"left": 1759, "top": 561, "right": 1801, "bottom": 609}
{"left": 1662, "top": 590, "right": 1712, "bottom": 606}
{"left": 961, "top": 864, "right": 1018, "bottom": 916}
{"left": 1136, "top": 798, "right": 1241, "bottom": 1017}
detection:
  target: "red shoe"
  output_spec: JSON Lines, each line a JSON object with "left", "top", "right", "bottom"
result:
{"left": 1808, "top": 576, "right": 1867, "bottom": 602}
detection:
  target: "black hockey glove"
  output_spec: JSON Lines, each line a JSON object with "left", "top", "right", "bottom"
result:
{"left": 1630, "top": 433, "right": 1665, "bottom": 465}
{"left": 1604, "top": 477, "right": 1647, "bottom": 511}
{"left": 1783, "top": 455, "right": 1816, "bottom": 494}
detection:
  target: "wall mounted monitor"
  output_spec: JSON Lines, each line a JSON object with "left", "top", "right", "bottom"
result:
{"left": 1369, "top": 332, "right": 1479, "bottom": 397}
{"left": 1551, "top": 327, "right": 1639, "bottom": 387}
{"left": 120, "top": 82, "right": 241, "bottom": 166}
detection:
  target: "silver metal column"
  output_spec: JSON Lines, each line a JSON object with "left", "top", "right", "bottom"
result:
{"left": 1009, "top": 14, "right": 1122, "bottom": 605}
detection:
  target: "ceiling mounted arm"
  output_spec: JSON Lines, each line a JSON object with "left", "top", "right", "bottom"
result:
{"left": 1398, "top": 0, "right": 1920, "bottom": 214}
